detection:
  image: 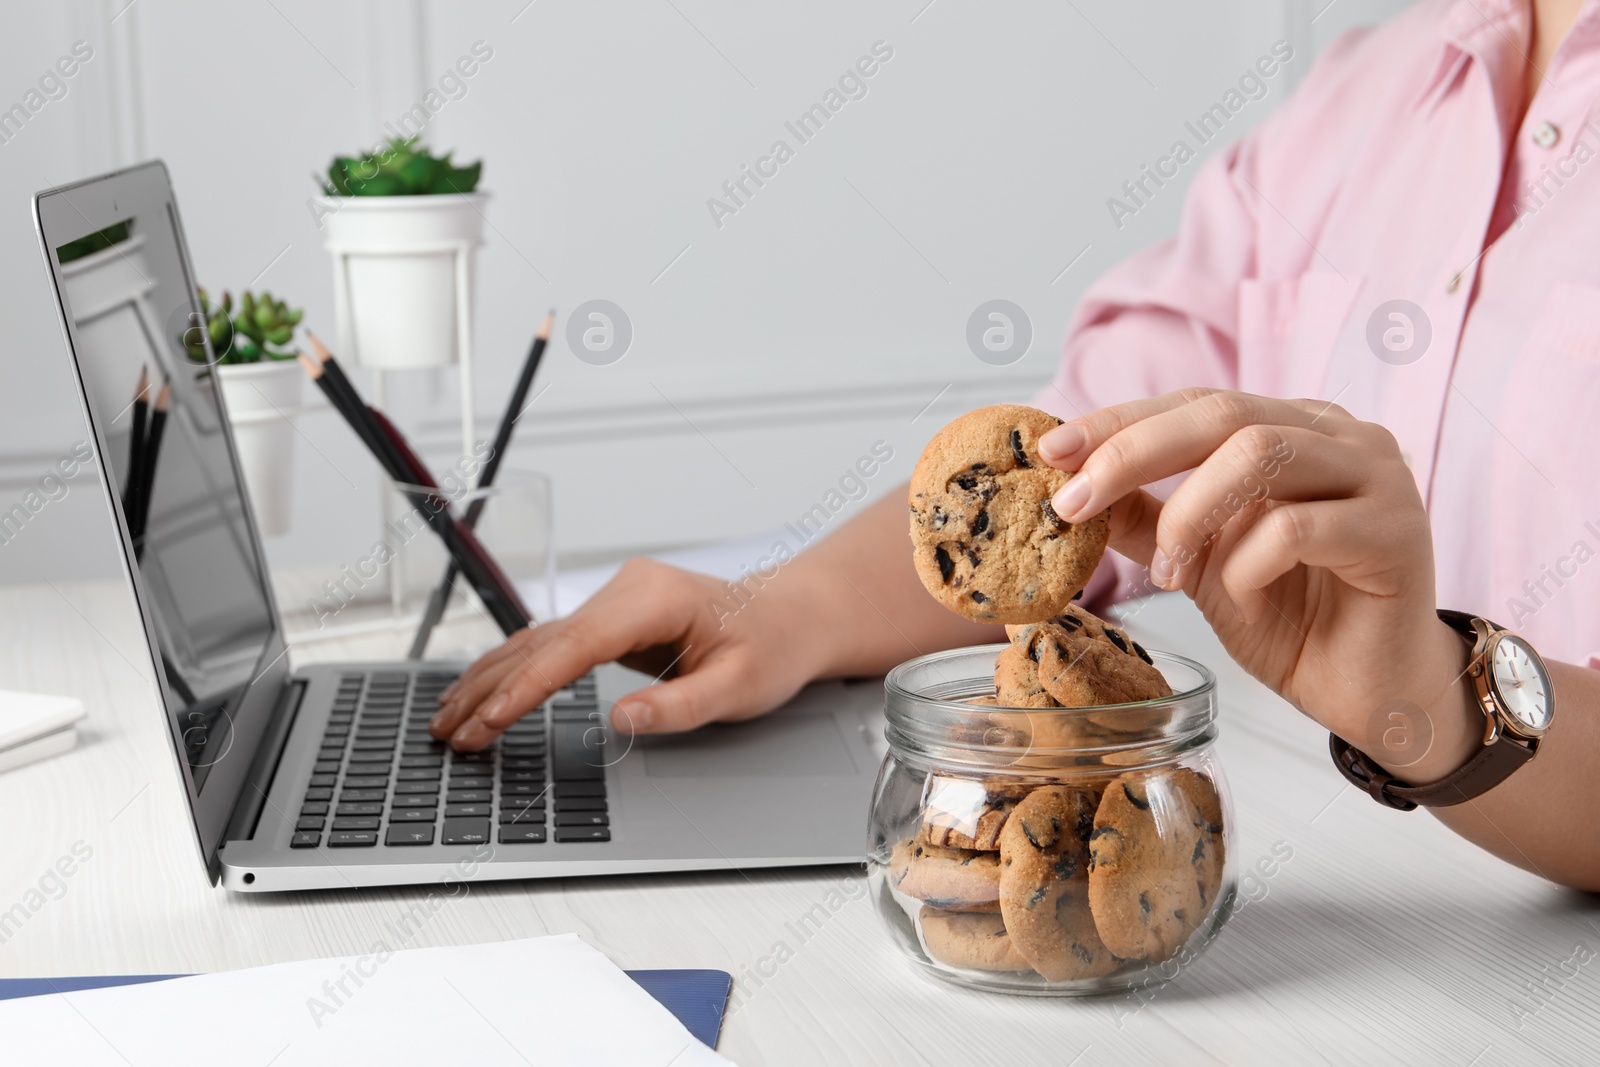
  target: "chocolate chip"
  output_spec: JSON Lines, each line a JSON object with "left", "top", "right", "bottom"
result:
{"left": 970, "top": 462, "right": 989, "bottom": 472}
{"left": 1122, "top": 782, "right": 1150, "bottom": 810}
{"left": 1132, "top": 641, "right": 1154, "bottom": 665}
{"left": 970, "top": 590, "right": 988, "bottom": 604}
{"left": 1072, "top": 588, "right": 1083, "bottom": 601}
{"left": 1139, "top": 891, "right": 1152, "bottom": 918}
{"left": 1059, "top": 614, "right": 1082, "bottom": 631}
{"left": 1028, "top": 639, "right": 1042, "bottom": 663}
{"left": 1028, "top": 886, "right": 1048, "bottom": 908}
{"left": 1075, "top": 810, "right": 1094, "bottom": 841}
{"left": 1010, "top": 429, "right": 1030, "bottom": 468}
{"left": 965, "top": 548, "right": 981, "bottom": 568}
{"left": 1052, "top": 853, "right": 1079, "bottom": 880}
{"left": 955, "top": 474, "right": 978, "bottom": 492}
{"left": 1173, "top": 908, "right": 1187, "bottom": 923}
{"left": 935, "top": 546, "right": 954, "bottom": 582}
{"left": 1192, "top": 838, "right": 1206, "bottom": 864}
{"left": 971, "top": 509, "right": 989, "bottom": 536}
{"left": 1089, "top": 826, "right": 1119, "bottom": 842}
{"left": 1071, "top": 942, "right": 1095, "bottom": 964}
{"left": 932, "top": 506, "right": 947, "bottom": 530}
{"left": 1041, "top": 499, "right": 1068, "bottom": 530}
{"left": 1022, "top": 821, "right": 1043, "bottom": 849}
{"left": 1106, "top": 629, "right": 1130, "bottom": 653}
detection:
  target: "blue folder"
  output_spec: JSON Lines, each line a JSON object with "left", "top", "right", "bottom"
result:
{"left": 0, "top": 967, "right": 732, "bottom": 1050}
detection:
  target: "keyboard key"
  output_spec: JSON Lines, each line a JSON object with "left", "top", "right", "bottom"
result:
{"left": 344, "top": 775, "right": 390, "bottom": 789}
{"left": 451, "top": 751, "right": 494, "bottom": 763}
{"left": 500, "top": 783, "right": 548, "bottom": 797}
{"left": 402, "top": 744, "right": 445, "bottom": 757}
{"left": 395, "top": 781, "right": 439, "bottom": 795}
{"left": 553, "top": 724, "right": 605, "bottom": 781}
{"left": 499, "top": 826, "right": 546, "bottom": 844}
{"left": 337, "top": 803, "right": 383, "bottom": 816}
{"left": 442, "top": 818, "right": 490, "bottom": 845}
{"left": 291, "top": 831, "right": 321, "bottom": 848}
{"left": 395, "top": 792, "right": 437, "bottom": 807}
{"left": 327, "top": 831, "right": 379, "bottom": 847}
{"left": 398, "top": 768, "right": 441, "bottom": 781}
{"left": 445, "top": 804, "right": 491, "bottom": 817}
{"left": 349, "top": 751, "right": 393, "bottom": 762}
{"left": 447, "top": 790, "right": 493, "bottom": 804}
{"left": 555, "top": 782, "right": 606, "bottom": 798}
{"left": 386, "top": 824, "right": 436, "bottom": 846}
{"left": 499, "top": 809, "right": 546, "bottom": 824}
{"left": 556, "top": 827, "right": 611, "bottom": 843}
{"left": 310, "top": 774, "right": 338, "bottom": 787}
{"left": 304, "top": 787, "right": 333, "bottom": 802}
{"left": 332, "top": 817, "right": 380, "bottom": 831}
{"left": 314, "top": 761, "right": 341, "bottom": 774}
{"left": 340, "top": 789, "right": 386, "bottom": 803}
{"left": 500, "top": 758, "right": 545, "bottom": 770}
{"left": 556, "top": 812, "right": 609, "bottom": 827}
{"left": 556, "top": 797, "right": 607, "bottom": 812}
{"left": 500, "top": 770, "right": 543, "bottom": 784}
{"left": 389, "top": 808, "right": 437, "bottom": 822}
{"left": 301, "top": 801, "right": 330, "bottom": 816}
{"left": 400, "top": 756, "right": 443, "bottom": 769}
{"left": 322, "top": 725, "right": 350, "bottom": 737}
{"left": 354, "top": 738, "right": 397, "bottom": 749}
{"left": 297, "top": 816, "right": 325, "bottom": 831}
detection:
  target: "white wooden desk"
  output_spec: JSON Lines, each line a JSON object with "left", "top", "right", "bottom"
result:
{"left": 1, "top": 579, "right": 1595, "bottom": 1066}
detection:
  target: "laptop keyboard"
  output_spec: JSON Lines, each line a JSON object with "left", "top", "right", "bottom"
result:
{"left": 290, "top": 670, "right": 611, "bottom": 850}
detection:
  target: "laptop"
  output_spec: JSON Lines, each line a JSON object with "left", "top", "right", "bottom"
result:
{"left": 33, "top": 161, "right": 880, "bottom": 892}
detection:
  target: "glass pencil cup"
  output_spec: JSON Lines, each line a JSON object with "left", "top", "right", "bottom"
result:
{"left": 394, "top": 468, "right": 556, "bottom": 646}
{"left": 868, "top": 644, "right": 1235, "bottom": 996}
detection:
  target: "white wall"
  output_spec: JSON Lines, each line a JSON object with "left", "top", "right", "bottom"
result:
{"left": 0, "top": 0, "right": 1409, "bottom": 585}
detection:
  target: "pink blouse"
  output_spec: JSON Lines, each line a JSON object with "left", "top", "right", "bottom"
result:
{"left": 1038, "top": 0, "right": 1600, "bottom": 670}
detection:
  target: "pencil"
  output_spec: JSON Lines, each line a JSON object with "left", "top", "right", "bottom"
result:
{"left": 409, "top": 310, "right": 553, "bottom": 657}
{"left": 133, "top": 382, "right": 169, "bottom": 545}
{"left": 122, "top": 366, "right": 149, "bottom": 524}
{"left": 296, "top": 353, "right": 531, "bottom": 636}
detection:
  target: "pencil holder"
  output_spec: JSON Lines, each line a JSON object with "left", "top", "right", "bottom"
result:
{"left": 868, "top": 645, "right": 1235, "bottom": 996}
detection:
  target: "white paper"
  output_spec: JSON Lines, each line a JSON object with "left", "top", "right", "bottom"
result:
{"left": 0, "top": 934, "right": 731, "bottom": 1067}
{"left": 0, "top": 689, "right": 86, "bottom": 751}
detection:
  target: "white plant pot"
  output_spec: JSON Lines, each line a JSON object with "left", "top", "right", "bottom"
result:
{"left": 217, "top": 360, "right": 304, "bottom": 538}
{"left": 319, "top": 193, "right": 486, "bottom": 370}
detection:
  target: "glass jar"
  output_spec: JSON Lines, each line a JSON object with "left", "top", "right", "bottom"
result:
{"left": 868, "top": 643, "right": 1234, "bottom": 996}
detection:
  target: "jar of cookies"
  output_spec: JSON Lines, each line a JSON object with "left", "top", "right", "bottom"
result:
{"left": 868, "top": 641, "right": 1233, "bottom": 996}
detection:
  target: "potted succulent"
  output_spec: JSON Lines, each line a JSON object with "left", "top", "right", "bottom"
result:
{"left": 187, "top": 288, "right": 305, "bottom": 536}
{"left": 313, "top": 137, "right": 486, "bottom": 370}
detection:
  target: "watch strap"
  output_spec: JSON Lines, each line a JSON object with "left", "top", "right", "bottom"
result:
{"left": 1329, "top": 731, "right": 1534, "bottom": 811}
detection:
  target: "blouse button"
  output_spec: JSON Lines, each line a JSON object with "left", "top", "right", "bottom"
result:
{"left": 1532, "top": 121, "right": 1560, "bottom": 148}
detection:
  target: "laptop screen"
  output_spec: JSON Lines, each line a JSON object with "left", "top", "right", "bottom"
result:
{"left": 38, "top": 168, "right": 282, "bottom": 807}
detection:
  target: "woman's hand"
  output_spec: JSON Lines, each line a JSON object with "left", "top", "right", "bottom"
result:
{"left": 429, "top": 558, "right": 834, "bottom": 751}
{"left": 1038, "top": 388, "right": 1481, "bottom": 783}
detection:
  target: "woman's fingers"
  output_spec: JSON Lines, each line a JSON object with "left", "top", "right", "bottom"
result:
{"left": 1214, "top": 498, "right": 1420, "bottom": 623}
{"left": 1041, "top": 390, "right": 1350, "bottom": 522}
{"left": 613, "top": 650, "right": 769, "bottom": 736}
{"left": 1150, "top": 425, "right": 1369, "bottom": 589}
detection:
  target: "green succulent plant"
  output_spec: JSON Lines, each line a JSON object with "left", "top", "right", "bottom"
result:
{"left": 319, "top": 137, "right": 482, "bottom": 197}
{"left": 184, "top": 287, "right": 304, "bottom": 364}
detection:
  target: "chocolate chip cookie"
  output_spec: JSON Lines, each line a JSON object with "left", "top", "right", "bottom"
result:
{"left": 888, "top": 838, "right": 1002, "bottom": 912}
{"left": 920, "top": 776, "right": 1018, "bottom": 850}
{"left": 997, "top": 785, "right": 1121, "bottom": 980}
{"left": 1028, "top": 605, "right": 1172, "bottom": 707}
{"left": 1087, "top": 769, "right": 1224, "bottom": 962}
{"left": 993, "top": 635, "right": 1063, "bottom": 709}
{"left": 909, "top": 405, "right": 1109, "bottom": 623}
{"left": 918, "top": 906, "right": 1034, "bottom": 972}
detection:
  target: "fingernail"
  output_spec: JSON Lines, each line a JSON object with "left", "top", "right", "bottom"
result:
{"left": 1150, "top": 546, "right": 1174, "bottom": 590}
{"left": 451, "top": 718, "right": 494, "bottom": 750}
{"left": 428, "top": 710, "right": 450, "bottom": 734}
{"left": 480, "top": 694, "right": 510, "bottom": 727}
{"left": 1052, "top": 475, "right": 1092, "bottom": 521}
{"left": 1038, "top": 423, "right": 1086, "bottom": 462}
{"left": 612, "top": 701, "right": 653, "bottom": 734}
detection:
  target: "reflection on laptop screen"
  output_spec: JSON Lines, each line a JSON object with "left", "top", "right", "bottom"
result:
{"left": 52, "top": 208, "right": 278, "bottom": 792}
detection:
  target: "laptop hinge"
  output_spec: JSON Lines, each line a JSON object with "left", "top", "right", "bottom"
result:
{"left": 221, "top": 677, "right": 306, "bottom": 848}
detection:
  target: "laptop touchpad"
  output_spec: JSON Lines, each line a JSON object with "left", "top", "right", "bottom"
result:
{"left": 641, "top": 713, "right": 856, "bottom": 777}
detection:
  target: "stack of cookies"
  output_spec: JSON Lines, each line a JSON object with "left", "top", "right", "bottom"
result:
{"left": 892, "top": 404, "right": 1227, "bottom": 980}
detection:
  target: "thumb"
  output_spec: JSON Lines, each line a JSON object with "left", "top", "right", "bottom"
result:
{"left": 611, "top": 655, "right": 766, "bottom": 736}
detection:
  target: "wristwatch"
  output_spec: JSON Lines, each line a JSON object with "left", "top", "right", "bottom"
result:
{"left": 1329, "top": 610, "right": 1555, "bottom": 810}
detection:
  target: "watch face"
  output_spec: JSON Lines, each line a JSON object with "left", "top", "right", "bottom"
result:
{"left": 1489, "top": 635, "right": 1554, "bottom": 735}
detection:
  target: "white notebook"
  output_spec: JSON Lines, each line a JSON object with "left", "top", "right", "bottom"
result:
{"left": 0, "top": 690, "right": 85, "bottom": 773}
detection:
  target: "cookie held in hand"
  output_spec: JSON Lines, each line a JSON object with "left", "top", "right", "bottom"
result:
{"left": 909, "top": 405, "right": 1109, "bottom": 623}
